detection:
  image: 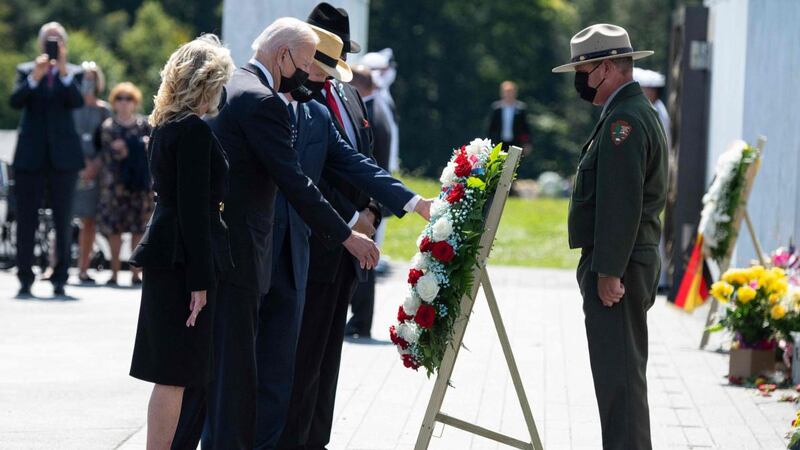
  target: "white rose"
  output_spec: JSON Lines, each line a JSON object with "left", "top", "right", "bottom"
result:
{"left": 439, "top": 161, "right": 457, "bottom": 185}
{"left": 416, "top": 272, "right": 440, "bottom": 303}
{"left": 465, "top": 143, "right": 481, "bottom": 156}
{"left": 397, "top": 321, "right": 421, "bottom": 344}
{"left": 429, "top": 198, "right": 449, "bottom": 218}
{"left": 403, "top": 294, "right": 421, "bottom": 316}
{"left": 411, "top": 252, "right": 429, "bottom": 270}
{"left": 467, "top": 138, "right": 492, "bottom": 156}
{"left": 431, "top": 216, "right": 453, "bottom": 242}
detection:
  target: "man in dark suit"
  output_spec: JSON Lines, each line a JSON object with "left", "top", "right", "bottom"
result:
{"left": 254, "top": 29, "right": 429, "bottom": 447}
{"left": 10, "top": 22, "right": 84, "bottom": 298}
{"left": 277, "top": 5, "right": 431, "bottom": 450}
{"left": 345, "top": 64, "right": 394, "bottom": 338}
{"left": 171, "top": 18, "right": 380, "bottom": 450}
{"left": 487, "top": 80, "right": 532, "bottom": 155}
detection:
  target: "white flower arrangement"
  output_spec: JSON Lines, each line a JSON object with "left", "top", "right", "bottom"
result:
{"left": 697, "top": 140, "right": 758, "bottom": 261}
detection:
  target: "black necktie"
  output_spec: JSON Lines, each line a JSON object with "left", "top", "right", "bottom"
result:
{"left": 287, "top": 103, "right": 297, "bottom": 147}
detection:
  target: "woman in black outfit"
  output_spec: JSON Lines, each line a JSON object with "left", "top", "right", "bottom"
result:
{"left": 128, "top": 34, "right": 234, "bottom": 450}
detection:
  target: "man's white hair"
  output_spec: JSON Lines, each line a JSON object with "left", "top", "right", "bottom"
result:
{"left": 251, "top": 17, "right": 319, "bottom": 57}
{"left": 38, "top": 22, "right": 68, "bottom": 47}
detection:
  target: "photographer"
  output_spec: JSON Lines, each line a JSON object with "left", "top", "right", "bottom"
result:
{"left": 9, "top": 22, "right": 84, "bottom": 298}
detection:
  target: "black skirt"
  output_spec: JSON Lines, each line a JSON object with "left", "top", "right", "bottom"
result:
{"left": 130, "top": 266, "right": 216, "bottom": 387}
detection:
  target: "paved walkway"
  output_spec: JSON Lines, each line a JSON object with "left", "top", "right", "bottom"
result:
{"left": 0, "top": 264, "right": 796, "bottom": 449}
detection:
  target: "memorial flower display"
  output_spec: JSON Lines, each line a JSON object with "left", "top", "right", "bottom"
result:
{"left": 698, "top": 140, "right": 760, "bottom": 262}
{"left": 708, "top": 264, "right": 792, "bottom": 347}
{"left": 389, "top": 138, "right": 511, "bottom": 375}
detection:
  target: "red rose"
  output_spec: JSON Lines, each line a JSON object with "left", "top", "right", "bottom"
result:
{"left": 446, "top": 183, "right": 465, "bottom": 203}
{"left": 389, "top": 325, "right": 409, "bottom": 349}
{"left": 454, "top": 157, "right": 472, "bottom": 177}
{"left": 408, "top": 268, "right": 424, "bottom": 285}
{"left": 414, "top": 303, "right": 436, "bottom": 328}
{"left": 431, "top": 241, "right": 455, "bottom": 263}
{"left": 402, "top": 354, "right": 420, "bottom": 370}
{"left": 419, "top": 236, "right": 433, "bottom": 252}
{"left": 397, "top": 305, "right": 414, "bottom": 323}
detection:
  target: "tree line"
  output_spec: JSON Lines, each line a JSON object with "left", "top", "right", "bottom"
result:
{"left": 0, "top": 0, "right": 689, "bottom": 178}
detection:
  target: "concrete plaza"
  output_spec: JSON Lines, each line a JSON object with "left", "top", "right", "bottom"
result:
{"left": 0, "top": 263, "right": 796, "bottom": 449}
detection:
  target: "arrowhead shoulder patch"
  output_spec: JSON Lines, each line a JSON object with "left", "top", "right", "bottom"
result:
{"left": 610, "top": 119, "right": 632, "bottom": 146}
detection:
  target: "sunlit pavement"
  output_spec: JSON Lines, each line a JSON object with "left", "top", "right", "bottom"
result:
{"left": 0, "top": 264, "right": 794, "bottom": 449}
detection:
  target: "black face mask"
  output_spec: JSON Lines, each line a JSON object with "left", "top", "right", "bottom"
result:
{"left": 278, "top": 49, "right": 309, "bottom": 94}
{"left": 290, "top": 79, "right": 326, "bottom": 103}
{"left": 574, "top": 62, "right": 605, "bottom": 103}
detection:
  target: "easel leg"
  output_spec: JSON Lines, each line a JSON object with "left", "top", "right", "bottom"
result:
{"left": 699, "top": 296, "right": 719, "bottom": 349}
{"left": 480, "top": 268, "right": 544, "bottom": 450}
{"left": 414, "top": 293, "right": 477, "bottom": 449}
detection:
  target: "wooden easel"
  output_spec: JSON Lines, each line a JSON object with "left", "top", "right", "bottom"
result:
{"left": 699, "top": 136, "right": 768, "bottom": 349}
{"left": 414, "top": 146, "right": 544, "bottom": 450}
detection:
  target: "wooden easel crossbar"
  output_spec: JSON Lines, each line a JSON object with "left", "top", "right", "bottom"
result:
{"left": 414, "top": 146, "right": 544, "bottom": 450}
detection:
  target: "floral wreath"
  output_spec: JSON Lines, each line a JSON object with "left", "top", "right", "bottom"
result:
{"left": 389, "top": 138, "right": 511, "bottom": 375}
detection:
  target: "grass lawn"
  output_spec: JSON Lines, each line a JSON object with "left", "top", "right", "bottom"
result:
{"left": 381, "top": 176, "right": 580, "bottom": 269}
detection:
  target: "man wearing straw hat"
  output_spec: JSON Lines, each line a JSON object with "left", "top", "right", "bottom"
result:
{"left": 553, "top": 24, "right": 667, "bottom": 449}
{"left": 253, "top": 25, "right": 429, "bottom": 449}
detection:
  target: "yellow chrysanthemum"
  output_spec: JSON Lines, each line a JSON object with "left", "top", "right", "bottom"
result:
{"left": 770, "top": 304, "right": 786, "bottom": 320}
{"left": 722, "top": 269, "right": 741, "bottom": 285}
{"left": 768, "top": 293, "right": 782, "bottom": 304}
{"left": 710, "top": 281, "right": 734, "bottom": 303}
{"left": 749, "top": 265, "right": 766, "bottom": 279}
{"left": 724, "top": 268, "right": 752, "bottom": 286}
{"left": 758, "top": 271, "right": 776, "bottom": 289}
{"left": 769, "top": 279, "right": 789, "bottom": 298}
{"left": 736, "top": 286, "right": 757, "bottom": 304}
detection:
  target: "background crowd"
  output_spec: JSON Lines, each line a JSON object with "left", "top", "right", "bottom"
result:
{"left": 0, "top": 0, "right": 682, "bottom": 178}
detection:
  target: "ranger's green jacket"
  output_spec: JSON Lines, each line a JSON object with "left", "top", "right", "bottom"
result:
{"left": 568, "top": 82, "right": 668, "bottom": 278}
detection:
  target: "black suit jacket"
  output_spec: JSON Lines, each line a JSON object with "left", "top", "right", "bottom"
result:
{"left": 129, "top": 115, "right": 233, "bottom": 291}
{"left": 308, "top": 81, "right": 380, "bottom": 284}
{"left": 364, "top": 97, "right": 392, "bottom": 171}
{"left": 10, "top": 62, "right": 85, "bottom": 172}
{"left": 273, "top": 100, "right": 413, "bottom": 291}
{"left": 210, "top": 63, "right": 350, "bottom": 294}
{"left": 487, "top": 100, "right": 531, "bottom": 148}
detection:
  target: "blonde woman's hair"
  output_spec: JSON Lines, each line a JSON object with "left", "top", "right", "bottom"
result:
{"left": 149, "top": 34, "right": 235, "bottom": 127}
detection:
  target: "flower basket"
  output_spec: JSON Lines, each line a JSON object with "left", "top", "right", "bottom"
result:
{"left": 728, "top": 347, "right": 775, "bottom": 378}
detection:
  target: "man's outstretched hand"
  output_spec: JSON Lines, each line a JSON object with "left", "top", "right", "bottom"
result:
{"left": 598, "top": 275, "right": 625, "bottom": 307}
{"left": 343, "top": 230, "right": 380, "bottom": 270}
{"left": 414, "top": 198, "right": 433, "bottom": 221}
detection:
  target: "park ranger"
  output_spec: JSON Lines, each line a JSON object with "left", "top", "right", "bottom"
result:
{"left": 553, "top": 24, "right": 667, "bottom": 449}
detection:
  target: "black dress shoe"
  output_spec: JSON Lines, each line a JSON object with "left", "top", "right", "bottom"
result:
{"left": 53, "top": 284, "right": 66, "bottom": 297}
{"left": 78, "top": 274, "right": 96, "bottom": 284}
{"left": 16, "top": 285, "right": 32, "bottom": 298}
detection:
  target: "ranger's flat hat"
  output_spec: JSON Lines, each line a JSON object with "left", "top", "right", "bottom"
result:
{"left": 552, "top": 23, "right": 653, "bottom": 73}
{"left": 309, "top": 25, "right": 353, "bottom": 82}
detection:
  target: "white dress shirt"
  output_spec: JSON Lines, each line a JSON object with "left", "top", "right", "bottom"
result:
{"left": 501, "top": 105, "right": 515, "bottom": 142}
